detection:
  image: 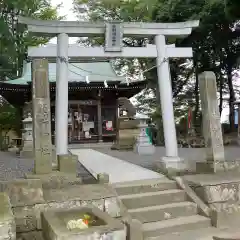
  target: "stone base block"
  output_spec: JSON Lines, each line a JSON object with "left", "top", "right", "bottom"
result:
{"left": 97, "top": 173, "right": 109, "bottom": 184}
{"left": 25, "top": 171, "right": 82, "bottom": 190}
{"left": 135, "top": 144, "right": 155, "bottom": 155}
{"left": 196, "top": 161, "right": 240, "bottom": 174}
{"left": 41, "top": 206, "right": 126, "bottom": 240}
{"left": 111, "top": 137, "right": 136, "bottom": 151}
{"left": 211, "top": 206, "right": 240, "bottom": 228}
{"left": 0, "top": 193, "right": 16, "bottom": 240}
{"left": 158, "top": 156, "right": 186, "bottom": 171}
{"left": 57, "top": 154, "right": 77, "bottom": 174}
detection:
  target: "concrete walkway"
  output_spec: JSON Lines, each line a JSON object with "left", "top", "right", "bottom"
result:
{"left": 69, "top": 149, "right": 166, "bottom": 183}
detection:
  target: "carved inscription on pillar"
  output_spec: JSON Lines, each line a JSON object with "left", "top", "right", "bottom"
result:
{"left": 35, "top": 71, "right": 48, "bottom": 98}
{"left": 32, "top": 59, "right": 52, "bottom": 174}
{"left": 199, "top": 71, "right": 225, "bottom": 165}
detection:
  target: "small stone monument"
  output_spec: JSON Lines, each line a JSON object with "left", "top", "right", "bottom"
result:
{"left": 20, "top": 113, "right": 33, "bottom": 157}
{"left": 112, "top": 97, "right": 139, "bottom": 150}
{"left": 135, "top": 118, "right": 155, "bottom": 155}
{"left": 196, "top": 71, "right": 226, "bottom": 173}
{"left": 32, "top": 59, "right": 52, "bottom": 174}
{"left": 112, "top": 117, "right": 140, "bottom": 150}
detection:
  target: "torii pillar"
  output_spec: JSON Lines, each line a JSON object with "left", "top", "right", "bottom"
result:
{"left": 55, "top": 33, "right": 69, "bottom": 155}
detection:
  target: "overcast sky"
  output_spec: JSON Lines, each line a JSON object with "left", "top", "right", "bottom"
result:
{"left": 51, "top": 0, "right": 76, "bottom": 20}
{"left": 50, "top": 0, "right": 77, "bottom": 43}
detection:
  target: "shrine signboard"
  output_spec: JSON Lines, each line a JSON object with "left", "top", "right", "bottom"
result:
{"left": 105, "top": 21, "right": 123, "bottom": 52}
{"left": 32, "top": 59, "right": 52, "bottom": 174}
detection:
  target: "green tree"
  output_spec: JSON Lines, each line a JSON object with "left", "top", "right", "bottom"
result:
{"left": 225, "top": 0, "right": 240, "bottom": 19}
{"left": 0, "top": 0, "right": 63, "bottom": 80}
{"left": 73, "top": 0, "right": 239, "bottom": 135}
{"left": 0, "top": 99, "right": 21, "bottom": 150}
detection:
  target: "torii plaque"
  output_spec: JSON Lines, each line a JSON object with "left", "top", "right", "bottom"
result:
{"left": 105, "top": 21, "right": 123, "bottom": 52}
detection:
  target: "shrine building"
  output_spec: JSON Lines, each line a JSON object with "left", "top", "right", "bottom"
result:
{"left": 0, "top": 61, "right": 146, "bottom": 144}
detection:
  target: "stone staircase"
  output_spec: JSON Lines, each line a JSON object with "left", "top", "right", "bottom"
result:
{"left": 114, "top": 178, "right": 215, "bottom": 239}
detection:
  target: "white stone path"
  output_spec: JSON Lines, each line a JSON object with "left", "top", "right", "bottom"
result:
{"left": 69, "top": 149, "right": 166, "bottom": 183}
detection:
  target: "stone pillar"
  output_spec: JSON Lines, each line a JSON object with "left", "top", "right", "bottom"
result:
{"left": 155, "top": 35, "right": 182, "bottom": 169}
{"left": 32, "top": 59, "right": 52, "bottom": 174}
{"left": 197, "top": 71, "right": 225, "bottom": 173}
{"left": 56, "top": 33, "right": 69, "bottom": 155}
{"left": 97, "top": 90, "right": 103, "bottom": 142}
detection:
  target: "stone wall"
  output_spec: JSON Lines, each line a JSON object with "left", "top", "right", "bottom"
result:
{"left": 184, "top": 174, "right": 240, "bottom": 228}
{"left": 0, "top": 178, "right": 123, "bottom": 240}
{"left": 0, "top": 192, "right": 16, "bottom": 240}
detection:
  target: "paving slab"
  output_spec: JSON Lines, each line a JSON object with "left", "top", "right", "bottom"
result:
{"left": 69, "top": 149, "right": 166, "bottom": 183}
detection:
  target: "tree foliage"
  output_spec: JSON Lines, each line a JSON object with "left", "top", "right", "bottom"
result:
{"left": 0, "top": 0, "right": 62, "bottom": 80}
{"left": 225, "top": 0, "right": 240, "bottom": 19}
{"left": 0, "top": 99, "right": 21, "bottom": 135}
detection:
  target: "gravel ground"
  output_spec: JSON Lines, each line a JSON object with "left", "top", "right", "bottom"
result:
{"left": 1, "top": 145, "right": 240, "bottom": 181}
{"left": 0, "top": 151, "right": 94, "bottom": 181}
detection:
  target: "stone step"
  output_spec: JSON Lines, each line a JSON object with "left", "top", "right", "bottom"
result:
{"left": 143, "top": 215, "right": 211, "bottom": 238}
{"left": 145, "top": 227, "right": 219, "bottom": 240}
{"left": 119, "top": 189, "right": 186, "bottom": 209}
{"left": 113, "top": 179, "right": 177, "bottom": 195}
{"left": 128, "top": 202, "right": 197, "bottom": 223}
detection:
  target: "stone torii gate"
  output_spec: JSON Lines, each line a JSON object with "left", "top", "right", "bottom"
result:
{"left": 19, "top": 16, "right": 199, "bottom": 169}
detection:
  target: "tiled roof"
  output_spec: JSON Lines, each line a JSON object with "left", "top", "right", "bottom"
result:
{"left": 5, "top": 61, "right": 125, "bottom": 85}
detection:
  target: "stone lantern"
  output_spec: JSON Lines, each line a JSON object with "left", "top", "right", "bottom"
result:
{"left": 21, "top": 113, "right": 33, "bottom": 157}
{"left": 135, "top": 117, "right": 155, "bottom": 155}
